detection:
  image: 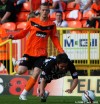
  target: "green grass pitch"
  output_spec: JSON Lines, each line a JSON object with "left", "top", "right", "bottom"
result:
{"left": 0, "top": 95, "right": 100, "bottom": 104}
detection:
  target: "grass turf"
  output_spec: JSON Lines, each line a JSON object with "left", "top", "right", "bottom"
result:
{"left": 0, "top": 95, "right": 100, "bottom": 104}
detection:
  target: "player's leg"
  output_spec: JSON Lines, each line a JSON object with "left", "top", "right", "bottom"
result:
{"left": 14, "top": 55, "right": 30, "bottom": 75}
{"left": 19, "top": 56, "right": 46, "bottom": 100}
{"left": 19, "top": 67, "right": 42, "bottom": 100}
{"left": 17, "top": 66, "right": 28, "bottom": 74}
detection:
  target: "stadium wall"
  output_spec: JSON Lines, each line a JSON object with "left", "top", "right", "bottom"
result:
{"left": 0, "top": 75, "right": 100, "bottom": 96}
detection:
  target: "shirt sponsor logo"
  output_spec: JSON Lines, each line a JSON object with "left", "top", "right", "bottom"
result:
{"left": 36, "top": 31, "right": 47, "bottom": 38}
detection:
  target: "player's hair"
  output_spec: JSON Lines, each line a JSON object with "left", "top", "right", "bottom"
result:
{"left": 56, "top": 11, "right": 62, "bottom": 15}
{"left": 56, "top": 53, "right": 69, "bottom": 64}
{"left": 41, "top": 2, "right": 50, "bottom": 7}
{"left": 40, "top": 2, "right": 50, "bottom": 13}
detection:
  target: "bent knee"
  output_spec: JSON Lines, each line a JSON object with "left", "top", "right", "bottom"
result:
{"left": 17, "top": 66, "right": 28, "bottom": 75}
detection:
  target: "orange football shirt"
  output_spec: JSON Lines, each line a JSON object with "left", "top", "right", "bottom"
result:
{"left": 14, "top": 17, "right": 64, "bottom": 57}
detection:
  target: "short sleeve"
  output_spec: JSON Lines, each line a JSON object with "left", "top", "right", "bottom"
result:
{"left": 68, "top": 60, "right": 78, "bottom": 79}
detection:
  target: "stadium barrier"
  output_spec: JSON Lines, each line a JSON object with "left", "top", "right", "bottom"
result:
{"left": 0, "top": 39, "right": 13, "bottom": 75}
{"left": 48, "top": 28, "right": 100, "bottom": 76}
{"left": 0, "top": 75, "right": 100, "bottom": 96}
{"left": 0, "top": 28, "right": 100, "bottom": 76}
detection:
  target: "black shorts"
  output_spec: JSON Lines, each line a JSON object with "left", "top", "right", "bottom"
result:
{"left": 18, "top": 54, "right": 46, "bottom": 70}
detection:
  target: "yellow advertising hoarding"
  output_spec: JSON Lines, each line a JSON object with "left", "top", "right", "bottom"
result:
{"left": 63, "top": 76, "right": 100, "bottom": 96}
{"left": 63, "top": 33, "right": 99, "bottom": 60}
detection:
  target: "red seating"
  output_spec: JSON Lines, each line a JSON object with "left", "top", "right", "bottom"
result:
{"left": 50, "top": 12, "right": 65, "bottom": 21}
{"left": 1, "top": 22, "right": 16, "bottom": 30}
{"left": 68, "top": 21, "right": 82, "bottom": 28}
{"left": 65, "top": 11, "right": 82, "bottom": 21}
{"left": 16, "top": 12, "right": 29, "bottom": 22}
{"left": 81, "top": 20, "right": 87, "bottom": 27}
{"left": 16, "top": 22, "right": 27, "bottom": 30}
{"left": 21, "top": 2, "right": 30, "bottom": 11}
{"left": 66, "top": 2, "right": 80, "bottom": 11}
{"left": 82, "top": 10, "right": 95, "bottom": 20}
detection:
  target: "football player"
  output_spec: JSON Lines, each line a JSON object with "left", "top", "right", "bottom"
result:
{"left": 38, "top": 53, "right": 78, "bottom": 102}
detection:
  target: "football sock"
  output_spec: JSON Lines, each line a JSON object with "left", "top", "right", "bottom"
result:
{"left": 25, "top": 76, "right": 36, "bottom": 91}
{"left": 21, "top": 89, "right": 28, "bottom": 96}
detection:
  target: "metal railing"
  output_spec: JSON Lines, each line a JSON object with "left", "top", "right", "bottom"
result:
{"left": 0, "top": 39, "right": 13, "bottom": 75}
{"left": 48, "top": 28, "right": 100, "bottom": 75}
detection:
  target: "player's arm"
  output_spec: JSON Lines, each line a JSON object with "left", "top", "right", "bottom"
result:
{"left": 65, "top": 59, "right": 78, "bottom": 93}
{"left": 65, "top": 78, "right": 78, "bottom": 93}
{"left": 8, "top": 21, "right": 31, "bottom": 40}
{"left": 50, "top": 24, "right": 64, "bottom": 53}
{"left": 38, "top": 71, "right": 49, "bottom": 97}
{"left": 50, "top": 1, "right": 58, "bottom": 9}
{"left": 1, "top": 12, "right": 11, "bottom": 23}
{"left": 39, "top": 60, "right": 53, "bottom": 96}
{"left": 39, "top": 77, "right": 47, "bottom": 97}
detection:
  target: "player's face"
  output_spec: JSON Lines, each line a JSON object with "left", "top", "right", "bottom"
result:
{"left": 56, "top": 13, "right": 62, "bottom": 22}
{"left": 57, "top": 63, "right": 68, "bottom": 71}
{"left": 40, "top": 5, "right": 49, "bottom": 19}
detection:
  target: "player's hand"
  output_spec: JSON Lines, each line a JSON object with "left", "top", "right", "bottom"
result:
{"left": 65, "top": 89, "right": 73, "bottom": 94}
{"left": 8, "top": 34, "right": 14, "bottom": 39}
